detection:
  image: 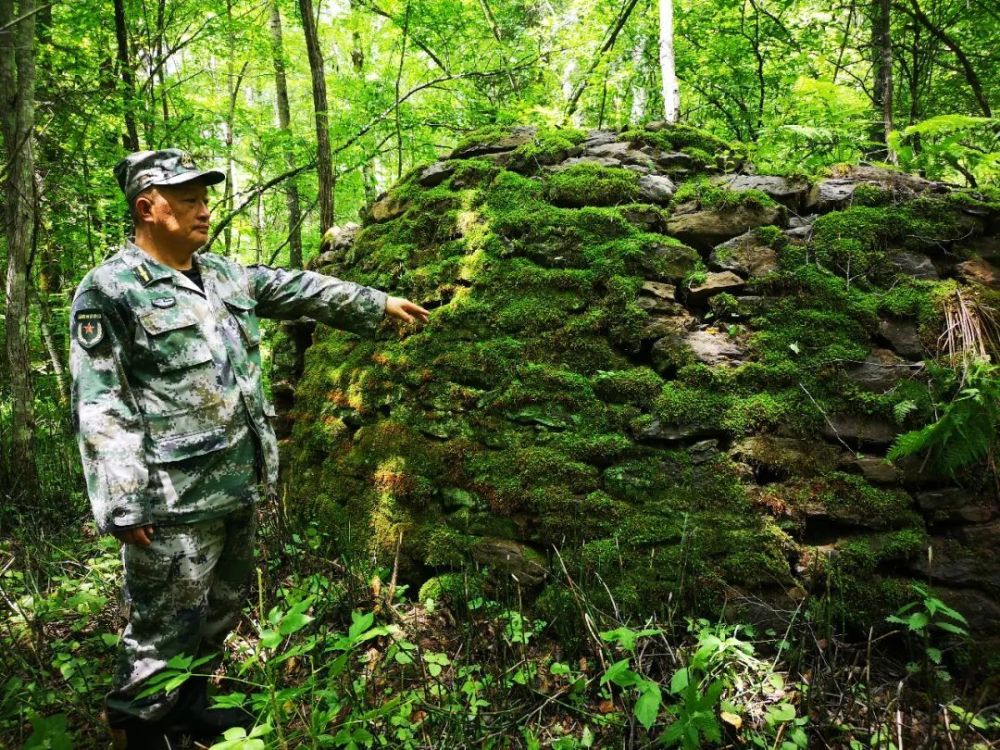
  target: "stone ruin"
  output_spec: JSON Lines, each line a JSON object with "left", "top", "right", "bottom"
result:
{"left": 271, "top": 123, "right": 1000, "bottom": 648}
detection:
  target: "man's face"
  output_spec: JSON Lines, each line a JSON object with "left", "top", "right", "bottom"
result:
{"left": 135, "top": 182, "right": 212, "bottom": 253}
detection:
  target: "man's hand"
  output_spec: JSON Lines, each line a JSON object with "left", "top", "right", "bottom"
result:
{"left": 115, "top": 525, "right": 155, "bottom": 547}
{"left": 385, "top": 295, "right": 430, "bottom": 324}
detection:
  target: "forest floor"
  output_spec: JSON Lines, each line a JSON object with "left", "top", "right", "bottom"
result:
{"left": 2, "top": 505, "right": 998, "bottom": 750}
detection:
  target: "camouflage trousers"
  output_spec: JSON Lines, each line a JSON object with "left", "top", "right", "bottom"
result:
{"left": 106, "top": 503, "right": 257, "bottom": 722}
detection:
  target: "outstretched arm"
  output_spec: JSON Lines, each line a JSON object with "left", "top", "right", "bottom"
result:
{"left": 247, "top": 265, "right": 427, "bottom": 332}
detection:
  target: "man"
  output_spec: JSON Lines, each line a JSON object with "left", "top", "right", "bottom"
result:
{"left": 69, "top": 149, "right": 429, "bottom": 748}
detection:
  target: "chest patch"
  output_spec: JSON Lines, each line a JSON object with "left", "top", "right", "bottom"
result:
{"left": 152, "top": 296, "right": 176, "bottom": 308}
{"left": 74, "top": 310, "right": 105, "bottom": 349}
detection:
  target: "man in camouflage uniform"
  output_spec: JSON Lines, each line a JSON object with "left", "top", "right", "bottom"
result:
{"left": 70, "top": 149, "right": 429, "bottom": 747}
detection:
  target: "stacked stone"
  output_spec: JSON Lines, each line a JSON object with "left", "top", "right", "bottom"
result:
{"left": 284, "top": 123, "right": 999, "bottom": 639}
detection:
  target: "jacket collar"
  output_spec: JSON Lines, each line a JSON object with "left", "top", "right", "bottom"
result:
{"left": 122, "top": 240, "right": 205, "bottom": 296}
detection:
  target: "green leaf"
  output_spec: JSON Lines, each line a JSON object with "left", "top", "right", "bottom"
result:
{"left": 634, "top": 683, "right": 661, "bottom": 730}
{"left": 669, "top": 667, "right": 690, "bottom": 695}
{"left": 278, "top": 611, "right": 313, "bottom": 636}
{"left": 936, "top": 621, "right": 969, "bottom": 636}
{"left": 766, "top": 703, "right": 796, "bottom": 724}
{"left": 601, "top": 659, "right": 638, "bottom": 688}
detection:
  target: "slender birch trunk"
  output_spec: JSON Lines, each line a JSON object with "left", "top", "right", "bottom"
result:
{"left": 659, "top": 0, "right": 679, "bottom": 122}
{"left": 270, "top": 0, "right": 303, "bottom": 268}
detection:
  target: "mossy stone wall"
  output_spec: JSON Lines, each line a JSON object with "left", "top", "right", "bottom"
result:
{"left": 278, "top": 124, "right": 1000, "bottom": 641}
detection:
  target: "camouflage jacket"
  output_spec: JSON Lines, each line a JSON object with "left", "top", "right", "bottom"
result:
{"left": 70, "top": 241, "right": 387, "bottom": 533}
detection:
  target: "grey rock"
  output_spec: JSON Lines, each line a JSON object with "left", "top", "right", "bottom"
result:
{"left": 667, "top": 203, "right": 787, "bottom": 250}
{"left": 641, "top": 280, "right": 678, "bottom": 301}
{"left": 368, "top": 192, "right": 410, "bottom": 222}
{"left": 846, "top": 348, "right": 921, "bottom": 392}
{"left": 732, "top": 436, "right": 841, "bottom": 476}
{"left": 550, "top": 156, "right": 622, "bottom": 171}
{"left": 637, "top": 294, "right": 682, "bottom": 315}
{"left": 653, "top": 152, "right": 696, "bottom": 171}
{"left": 583, "top": 142, "right": 654, "bottom": 168}
{"left": 909, "top": 529, "right": 1000, "bottom": 593}
{"left": 956, "top": 257, "right": 1000, "bottom": 290}
{"left": 710, "top": 231, "right": 780, "bottom": 278}
{"left": 450, "top": 127, "right": 537, "bottom": 158}
{"left": 784, "top": 225, "right": 813, "bottom": 240}
{"left": 822, "top": 414, "right": 898, "bottom": 447}
{"left": 620, "top": 204, "right": 668, "bottom": 233}
{"left": 688, "top": 439, "right": 719, "bottom": 464}
{"left": 914, "top": 488, "right": 995, "bottom": 524}
{"left": 634, "top": 418, "right": 719, "bottom": 442}
{"left": 889, "top": 250, "right": 939, "bottom": 280}
{"left": 712, "top": 174, "right": 816, "bottom": 211}
{"left": 641, "top": 311, "right": 694, "bottom": 341}
{"left": 581, "top": 130, "right": 619, "bottom": 148}
{"left": 684, "top": 328, "right": 745, "bottom": 366}
{"left": 637, "top": 174, "right": 676, "bottom": 205}
{"left": 686, "top": 271, "right": 746, "bottom": 304}
{"left": 809, "top": 179, "right": 856, "bottom": 211}
{"left": 838, "top": 454, "right": 901, "bottom": 484}
{"left": 470, "top": 538, "right": 548, "bottom": 586}
{"left": 418, "top": 162, "right": 455, "bottom": 187}
{"left": 878, "top": 318, "right": 923, "bottom": 359}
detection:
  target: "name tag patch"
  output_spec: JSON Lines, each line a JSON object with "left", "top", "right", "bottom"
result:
{"left": 152, "top": 297, "right": 176, "bottom": 308}
{"left": 74, "top": 310, "right": 105, "bottom": 349}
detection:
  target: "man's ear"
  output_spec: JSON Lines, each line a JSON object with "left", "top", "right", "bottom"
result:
{"left": 133, "top": 193, "right": 156, "bottom": 224}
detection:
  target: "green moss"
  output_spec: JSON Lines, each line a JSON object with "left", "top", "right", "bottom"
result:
{"left": 510, "top": 129, "right": 587, "bottom": 168}
{"left": 467, "top": 446, "right": 600, "bottom": 513}
{"left": 753, "top": 224, "right": 787, "bottom": 248}
{"left": 622, "top": 124, "right": 745, "bottom": 168}
{"left": 810, "top": 200, "right": 967, "bottom": 282}
{"left": 592, "top": 367, "right": 664, "bottom": 406}
{"left": 791, "top": 472, "right": 920, "bottom": 528}
{"left": 494, "top": 291, "right": 585, "bottom": 332}
{"left": 418, "top": 571, "right": 486, "bottom": 607}
{"left": 536, "top": 430, "right": 633, "bottom": 466}
{"left": 673, "top": 177, "right": 777, "bottom": 210}
{"left": 449, "top": 158, "right": 501, "bottom": 188}
{"left": 851, "top": 183, "right": 892, "bottom": 207}
{"left": 424, "top": 526, "right": 477, "bottom": 567}
{"left": 545, "top": 163, "right": 639, "bottom": 207}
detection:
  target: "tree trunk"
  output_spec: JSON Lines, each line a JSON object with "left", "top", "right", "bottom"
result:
{"left": 269, "top": 0, "right": 303, "bottom": 269}
{"left": 299, "top": 0, "right": 335, "bottom": 231}
{"left": 905, "top": 0, "right": 991, "bottom": 118}
{"left": 630, "top": 36, "right": 647, "bottom": 124}
{"left": 112, "top": 0, "right": 140, "bottom": 150}
{"left": 0, "top": 0, "right": 41, "bottom": 501}
{"left": 659, "top": 0, "right": 679, "bottom": 122}
{"left": 37, "top": 292, "right": 68, "bottom": 407}
{"left": 871, "top": 0, "right": 894, "bottom": 160}
{"left": 564, "top": 0, "right": 643, "bottom": 121}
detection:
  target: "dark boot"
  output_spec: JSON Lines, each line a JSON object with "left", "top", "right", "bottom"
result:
{"left": 176, "top": 675, "right": 255, "bottom": 737}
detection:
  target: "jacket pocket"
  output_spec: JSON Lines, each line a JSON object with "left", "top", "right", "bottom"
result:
{"left": 138, "top": 306, "right": 213, "bottom": 372}
{"left": 145, "top": 405, "right": 233, "bottom": 462}
{"left": 224, "top": 296, "right": 261, "bottom": 347}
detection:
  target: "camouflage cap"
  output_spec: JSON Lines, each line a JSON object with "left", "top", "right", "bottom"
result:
{"left": 114, "top": 149, "right": 225, "bottom": 204}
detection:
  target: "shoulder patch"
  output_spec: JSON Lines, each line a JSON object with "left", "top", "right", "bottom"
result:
{"left": 74, "top": 310, "right": 106, "bottom": 349}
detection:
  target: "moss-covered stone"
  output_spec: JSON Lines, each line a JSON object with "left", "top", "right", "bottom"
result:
{"left": 280, "top": 125, "right": 997, "bottom": 642}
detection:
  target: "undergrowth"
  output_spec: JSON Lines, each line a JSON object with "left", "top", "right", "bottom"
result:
{"left": 2, "top": 507, "right": 998, "bottom": 749}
